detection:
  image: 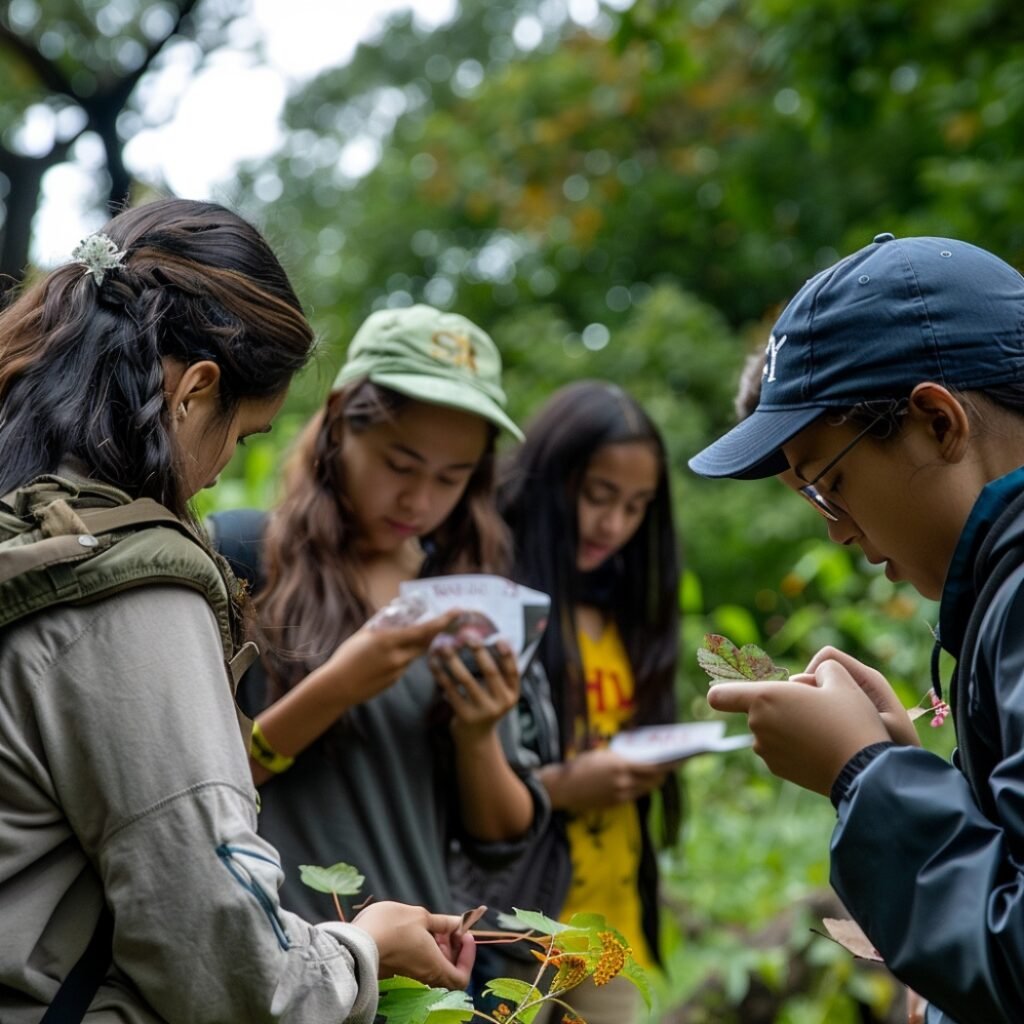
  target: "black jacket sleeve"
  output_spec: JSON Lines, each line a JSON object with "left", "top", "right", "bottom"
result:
{"left": 830, "top": 576, "right": 1024, "bottom": 1024}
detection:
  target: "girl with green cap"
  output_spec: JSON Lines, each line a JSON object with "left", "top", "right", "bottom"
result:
{"left": 210, "top": 304, "right": 547, "bottom": 930}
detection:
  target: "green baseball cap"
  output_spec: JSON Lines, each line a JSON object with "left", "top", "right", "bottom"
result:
{"left": 332, "top": 304, "right": 523, "bottom": 440}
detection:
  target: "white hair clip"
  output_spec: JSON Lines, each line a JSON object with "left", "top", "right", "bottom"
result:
{"left": 71, "top": 232, "right": 126, "bottom": 285}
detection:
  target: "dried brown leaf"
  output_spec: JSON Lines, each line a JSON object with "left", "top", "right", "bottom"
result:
{"left": 457, "top": 904, "right": 487, "bottom": 937}
{"left": 818, "top": 917, "right": 884, "bottom": 962}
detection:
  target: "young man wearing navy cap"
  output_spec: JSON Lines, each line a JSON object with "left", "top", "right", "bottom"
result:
{"left": 691, "top": 234, "right": 1024, "bottom": 1024}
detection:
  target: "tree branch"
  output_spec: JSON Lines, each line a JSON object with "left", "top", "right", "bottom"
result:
{"left": 0, "top": 18, "right": 76, "bottom": 99}
{"left": 104, "top": 0, "right": 204, "bottom": 109}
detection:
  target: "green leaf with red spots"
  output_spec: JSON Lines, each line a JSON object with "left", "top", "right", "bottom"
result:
{"left": 698, "top": 633, "right": 789, "bottom": 682}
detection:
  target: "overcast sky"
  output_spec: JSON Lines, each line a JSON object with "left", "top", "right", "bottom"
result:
{"left": 32, "top": 0, "right": 458, "bottom": 264}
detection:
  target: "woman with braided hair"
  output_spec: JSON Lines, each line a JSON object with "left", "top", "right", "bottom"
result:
{"left": 0, "top": 199, "right": 473, "bottom": 1024}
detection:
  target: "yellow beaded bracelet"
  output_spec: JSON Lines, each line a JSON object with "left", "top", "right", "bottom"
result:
{"left": 249, "top": 720, "right": 295, "bottom": 774}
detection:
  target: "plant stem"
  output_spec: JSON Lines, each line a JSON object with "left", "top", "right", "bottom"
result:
{"left": 514, "top": 947, "right": 553, "bottom": 1014}
{"left": 470, "top": 930, "right": 549, "bottom": 947}
{"left": 332, "top": 891, "right": 346, "bottom": 923}
{"left": 513, "top": 987, "right": 580, "bottom": 1023}
{"left": 544, "top": 995, "right": 588, "bottom": 1022}
{"left": 470, "top": 929, "right": 548, "bottom": 946}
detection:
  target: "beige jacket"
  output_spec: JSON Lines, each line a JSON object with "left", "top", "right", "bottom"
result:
{"left": 0, "top": 583, "right": 378, "bottom": 1023}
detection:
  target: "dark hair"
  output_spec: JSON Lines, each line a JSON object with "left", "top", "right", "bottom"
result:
{"left": 255, "top": 379, "right": 511, "bottom": 696}
{"left": 842, "top": 383, "right": 1024, "bottom": 442}
{"left": 734, "top": 349, "right": 766, "bottom": 422}
{"left": 499, "top": 380, "right": 680, "bottom": 750}
{"left": 0, "top": 198, "right": 313, "bottom": 518}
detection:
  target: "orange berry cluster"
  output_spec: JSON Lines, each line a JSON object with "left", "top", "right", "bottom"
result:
{"left": 551, "top": 951, "right": 589, "bottom": 992}
{"left": 593, "top": 931, "right": 630, "bottom": 986}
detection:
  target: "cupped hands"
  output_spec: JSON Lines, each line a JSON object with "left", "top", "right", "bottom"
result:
{"left": 430, "top": 638, "right": 520, "bottom": 741}
{"left": 707, "top": 654, "right": 896, "bottom": 796}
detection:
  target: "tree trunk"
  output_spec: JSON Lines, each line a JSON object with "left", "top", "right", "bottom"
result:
{"left": 0, "top": 151, "right": 55, "bottom": 300}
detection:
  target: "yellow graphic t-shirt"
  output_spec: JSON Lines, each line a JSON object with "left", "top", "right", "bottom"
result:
{"left": 559, "top": 622, "right": 652, "bottom": 967}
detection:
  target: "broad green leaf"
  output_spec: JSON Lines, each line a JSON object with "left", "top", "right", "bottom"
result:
{"left": 621, "top": 960, "right": 652, "bottom": 1009}
{"left": 377, "top": 979, "right": 474, "bottom": 1024}
{"left": 421, "top": 990, "right": 475, "bottom": 1023}
{"left": 379, "top": 977, "right": 432, "bottom": 992}
{"left": 497, "top": 908, "right": 570, "bottom": 935}
{"left": 564, "top": 912, "right": 608, "bottom": 930}
{"left": 482, "top": 977, "right": 536, "bottom": 1003}
{"left": 544, "top": 928, "right": 596, "bottom": 958}
{"left": 514, "top": 1002, "right": 545, "bottom": 1024}
{"left": 698, "top": 634, "right": 788, "bottom": 683}
{"left": 298, "top": 862, "right": 365, "bottom": 896}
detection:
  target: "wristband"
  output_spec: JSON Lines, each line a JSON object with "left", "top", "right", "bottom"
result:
{"left": 249, "top": 719, "right": 295, "bottom": 774}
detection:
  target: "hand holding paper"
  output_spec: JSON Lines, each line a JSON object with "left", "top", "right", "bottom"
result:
{"left": 379, "top": 574, "right": 551, "bottom": 673}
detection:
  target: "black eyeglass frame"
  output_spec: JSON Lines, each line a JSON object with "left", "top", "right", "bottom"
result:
{"left": 798, "top": 401, "right": 908, "bottom": 522}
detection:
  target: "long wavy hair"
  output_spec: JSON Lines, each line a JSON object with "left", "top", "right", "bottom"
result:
{"left": 0, "top": 198, "right": 313, "bottom": 518}
{"left": 499, "top": 380, "right": 680, "bottom": 752}
{"left": 255, "top": 379, "right": 511, "bottom": 696}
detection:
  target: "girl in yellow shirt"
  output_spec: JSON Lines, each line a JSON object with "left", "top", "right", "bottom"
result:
{"left": 499, "top": 380, "right": 681, "bottom": 1023}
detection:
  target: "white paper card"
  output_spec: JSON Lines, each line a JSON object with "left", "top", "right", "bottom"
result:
{"left": 399, "top": 574, "right": 551, "bottom": 672}
{"left": 610, "top": 721, "right": 753, "bottom": 765}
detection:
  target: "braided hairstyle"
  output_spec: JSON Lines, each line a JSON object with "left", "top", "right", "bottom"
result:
{"left": 0, "top": 199, "right": 313, "bottom": 517}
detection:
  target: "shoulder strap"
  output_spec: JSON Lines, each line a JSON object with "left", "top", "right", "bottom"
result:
{"left": 0, "top": 482, "right": 239, "bottom": 664}
{"left": 207, "top": 508, "right": 268, "bottom": 594}
{"left": 0, "top": 500, "right": 194, "bottom": 588}
{"left": 40, "top": 905, "right": 114, "bottom": 1023}
{"left": 76, "top": 498, "right": 194, "bottom": 536}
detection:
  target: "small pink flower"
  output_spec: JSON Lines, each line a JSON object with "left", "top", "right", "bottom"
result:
{"left": 928, "top": 690, "right": 950, "bottom": 728}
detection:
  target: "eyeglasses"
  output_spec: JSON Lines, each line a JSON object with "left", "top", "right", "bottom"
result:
{"left": 799, "top": 403, "right": 906, "bottom": 522}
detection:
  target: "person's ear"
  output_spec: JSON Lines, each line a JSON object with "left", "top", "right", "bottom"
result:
{"left": 907, "top": 382, "right": 970, "bottom": 463}
{"left": 165, "top": 360, "right": 221, "bottom": 426}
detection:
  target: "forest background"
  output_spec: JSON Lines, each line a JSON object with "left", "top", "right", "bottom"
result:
{"left": 3, "top": 0, "right": 1023, "bottom": 1020}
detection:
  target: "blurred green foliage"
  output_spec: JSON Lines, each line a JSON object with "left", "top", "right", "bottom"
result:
{"left": 16, "top": 0, "right": 1013, "bottom": 1017}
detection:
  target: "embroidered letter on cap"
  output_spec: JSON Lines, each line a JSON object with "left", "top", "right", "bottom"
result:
{"left": 763, "top": 333, "right": 787, "bottom": 384}
{"left": 431, "top": 330, "right": 478, "bottom": 373}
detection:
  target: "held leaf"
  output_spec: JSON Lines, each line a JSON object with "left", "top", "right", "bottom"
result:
{"left": 698, "top": 633, "right": 788, "bottom": 682}
{"left": 456, "top": 904, "right": 487, "bottom": 937}
{"left": 298, "top": 861, "right": 365, "bottom": 896}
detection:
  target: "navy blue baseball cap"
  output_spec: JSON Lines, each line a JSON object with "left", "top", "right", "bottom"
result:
{"left": 689, "top": 233, "right": 1024, "bottom": 479}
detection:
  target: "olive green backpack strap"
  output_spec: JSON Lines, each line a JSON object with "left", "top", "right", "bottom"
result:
{"left": 0, "top": 477, "right": 244, "bottom": 676}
